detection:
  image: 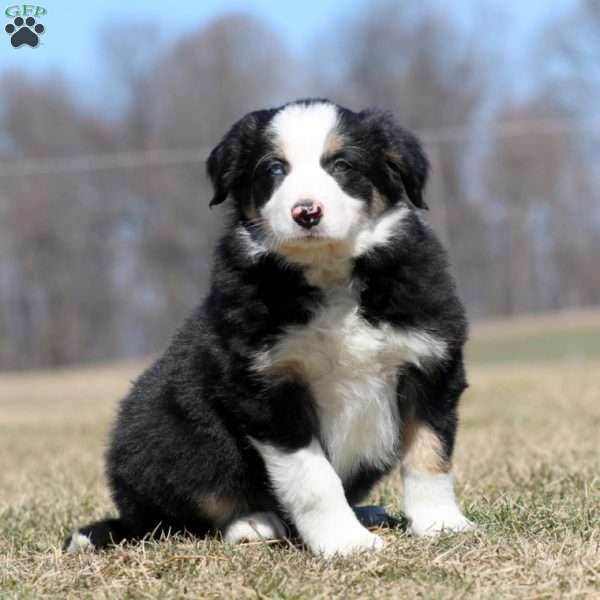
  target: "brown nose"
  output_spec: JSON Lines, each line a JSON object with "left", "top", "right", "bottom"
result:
{"left": 291, "top": 200, "right": 323, "bottom": 229}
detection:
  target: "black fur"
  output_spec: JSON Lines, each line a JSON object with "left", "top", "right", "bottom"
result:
{"left": 66, "top": 99, "right": 467, "bottom": 551}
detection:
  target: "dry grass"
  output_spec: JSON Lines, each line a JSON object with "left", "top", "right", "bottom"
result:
{"left": 1, "top": 342, "right": 599, "bottom": 597}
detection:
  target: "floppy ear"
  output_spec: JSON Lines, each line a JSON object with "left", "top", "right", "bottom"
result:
{"left": 360, "top": 109, "right": 430, "bottom": 209}
{"left": 206, "top": 109, "right": 271, "bottom": 207}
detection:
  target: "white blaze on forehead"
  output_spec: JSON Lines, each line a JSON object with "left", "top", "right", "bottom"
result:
{"left": 269, "top": 102, "right": 339, "bottom": 166}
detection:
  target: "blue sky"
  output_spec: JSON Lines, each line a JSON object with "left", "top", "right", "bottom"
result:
{"left": 1, "top": 0, "right": 576, "bottom": 91}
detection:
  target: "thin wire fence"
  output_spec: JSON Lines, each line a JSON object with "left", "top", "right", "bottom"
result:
{"left": 1, "top": 115, "right": 598, "bottom": 178}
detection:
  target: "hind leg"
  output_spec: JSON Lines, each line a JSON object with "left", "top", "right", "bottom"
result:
{"left": 223, "top": 512, "right": 288, "bottom": 543}
{"left": 63, "top": 485, "right": 201, "bottom": 554}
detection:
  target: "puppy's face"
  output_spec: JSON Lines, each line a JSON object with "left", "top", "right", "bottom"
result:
{"left": 207, "top": 100, "right": 428, "bottom": 260}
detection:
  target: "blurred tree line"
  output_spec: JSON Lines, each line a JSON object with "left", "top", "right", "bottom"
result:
{"left": 0, "top": 1, "right": 598, "bottom": 369}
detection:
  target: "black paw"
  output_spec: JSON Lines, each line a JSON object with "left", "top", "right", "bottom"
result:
{"left": 5, "top": 16, "right": 44, "bottom": 48}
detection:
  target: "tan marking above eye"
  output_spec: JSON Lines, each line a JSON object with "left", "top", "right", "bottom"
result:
{"left": 321, "top": 131, "right": 346, "bottom": 161}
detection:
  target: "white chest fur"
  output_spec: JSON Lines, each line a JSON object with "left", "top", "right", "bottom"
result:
{"left": 254, "top": 283, "right": 447, "bottom": 483}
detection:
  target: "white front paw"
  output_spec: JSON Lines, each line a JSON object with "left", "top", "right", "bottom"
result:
{"left": 408, "top": 508, "right": 474, "bottom": 537}
{"left": 308, "top": 523, "right": 385, "bottom": 558}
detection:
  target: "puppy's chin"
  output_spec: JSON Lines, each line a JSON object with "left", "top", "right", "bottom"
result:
{"left": 275, "top": 236, "right": 354, "bottom": 267}
{"left": 280, "top": 234, "right": 339, "bottom": 248}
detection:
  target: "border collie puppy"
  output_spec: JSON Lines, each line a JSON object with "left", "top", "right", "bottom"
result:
{"left": 65, "top": 99, "right": 472, "bottom": 557}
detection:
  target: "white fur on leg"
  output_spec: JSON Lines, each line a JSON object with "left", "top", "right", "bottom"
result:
{"left": 65, "top": 531, "right": 94, "bottom": 553}
{"left": 402, "top": 468, "right": 474, "bottom": 536}
{"left": 251, "top": 438, "right": 384, "bottom": 557}
{"left": 223, "top": 512, "right": 287, "bottom": 543}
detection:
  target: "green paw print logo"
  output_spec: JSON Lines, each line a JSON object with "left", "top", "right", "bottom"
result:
{"left": 5, "top": 4, "right": 46, "bottom": 48}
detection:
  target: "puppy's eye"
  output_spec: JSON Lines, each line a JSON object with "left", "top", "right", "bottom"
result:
{"left": 332, "top": 158, "right": 353, "bottom": 174}
{"left": 267, "top": 161, "right": 287, "bottom": 176}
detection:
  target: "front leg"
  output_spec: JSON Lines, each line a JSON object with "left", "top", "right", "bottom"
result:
{"left": 402, "top": 422, "right": 473, "bottom": 536}
{"left": 400, "top": 356, "right": 474, "bottom": 536}
{"left": 252, "top": 438, "right": 384, "bottom": 557}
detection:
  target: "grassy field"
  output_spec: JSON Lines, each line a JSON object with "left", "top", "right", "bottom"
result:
{"left": 468, "top": 308, "right": 600, "bottom": 365}
{"left": 1, "top": 313, "right": 599, "bottom": 599}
